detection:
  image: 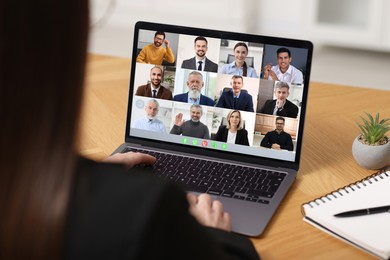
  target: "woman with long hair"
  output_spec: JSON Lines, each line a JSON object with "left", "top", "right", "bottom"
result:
{"left": 215, "top": 110, "right": 250, "bottom": 146}
{"left": 220, "top": 42, "right": 258, "bottom": 78}
{"left": 0, "top": 1, "right": 259, "bottom": 260}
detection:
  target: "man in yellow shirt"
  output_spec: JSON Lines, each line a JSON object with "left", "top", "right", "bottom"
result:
{"left": 136, "top": 31, "right": 175, "bottom": 65}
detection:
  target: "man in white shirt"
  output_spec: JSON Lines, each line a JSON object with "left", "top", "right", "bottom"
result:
{"left": 263, "top": 47, "right": 303, "bottom": 84}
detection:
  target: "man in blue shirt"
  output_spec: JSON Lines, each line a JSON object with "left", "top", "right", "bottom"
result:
{"left": 260, "top": 116, "right": 293, "bottom": 151}
{"left": 216, "top": 75, "right": 254, "bottom": 112}
{"left": 174, "top": 71, "right": 214, "bottom": 106}
{"left": 133, "top": 99, "right": 166, "bottom": 133}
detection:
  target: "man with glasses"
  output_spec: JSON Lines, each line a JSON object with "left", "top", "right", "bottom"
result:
{"left": 260, "top": 116, "right": 293, "bottom": 151}
{"left": 136, "top": 31, "right": 175, "bottom": 65}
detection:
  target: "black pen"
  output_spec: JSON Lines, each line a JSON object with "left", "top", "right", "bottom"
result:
{"left": 334, "top": 205, "right": 390, "bottom": 217}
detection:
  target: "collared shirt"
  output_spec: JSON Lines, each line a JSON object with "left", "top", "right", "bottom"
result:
{"left": 150, "top": 86, "right": 160, "bottom": 97}
{"left": 187, "top": 94, "right": 200, "bottom": 105}
{"left": 220, "top": 61, "right": 258, "bottom": 78}
{"left": 272, "top": 100, "right": 286, "bottom": 115}
{"left": 270, "top": 64, "right": 303, "bottom": 84}
{"left": 133, "top": 117, "right": 166, "bottom": 133}
{"left": 195, "top": 58, "right": 205, "bottom": 71}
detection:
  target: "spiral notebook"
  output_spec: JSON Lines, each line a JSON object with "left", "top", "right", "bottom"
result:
{"left": 301, "top": 169, "right": 390, "bottom": 259}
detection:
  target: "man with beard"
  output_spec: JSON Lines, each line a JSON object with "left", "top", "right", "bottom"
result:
{"left": 135, "top": 66, "right": 173, "bottom": 100}
{"left": 216, "top": 75, "right": 254, "bottom": 112}
{"left": 258, "top": 81, "right": 298, "bottom": 118}
{"left": 170, "top": 104, "right": 210, "bottom": 139}
{"left": 262, "top": 47, "right": 303, "bottom": 84}
{"left": 260, "top": 116, "right": 293, "bottom": 151}
{"left": 136, "top": 31, "right": 175, "bottom": 65}
{"left": 133, "top": 99, "right": 167, "bottom": 133}
{"left": 181, "top": 36, "right": 218, "bottom": 73}
{"left": 173, "top": 71, "right": 214, "bottom": 106}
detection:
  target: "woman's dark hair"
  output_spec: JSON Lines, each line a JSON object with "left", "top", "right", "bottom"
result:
{"left": 0, "top": 0, "right": 89, "bottom": 259}
{"left": 233, "top": 42, "right": 249, "bottom": 76}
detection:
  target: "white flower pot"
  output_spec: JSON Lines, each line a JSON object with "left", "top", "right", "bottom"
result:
{"left": 352, "top": 136, "right": 390, "bottom": 170}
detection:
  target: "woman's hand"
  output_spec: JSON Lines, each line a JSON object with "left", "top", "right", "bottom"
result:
{"left": 104, "top": 152, "right": 156, "bottom": 168}
{"left": 187, "top": 193, "right": 231, "bottom": 231}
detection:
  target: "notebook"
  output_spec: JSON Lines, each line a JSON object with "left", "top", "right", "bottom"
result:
{"left": 301, "top": 169, "right": 390, "bottom": 259}
{"left": 113, "top": 21, "right": 313, "bottom": 236}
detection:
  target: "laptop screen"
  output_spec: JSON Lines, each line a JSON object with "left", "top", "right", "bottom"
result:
{"left": 126, "top": 21, "right": 313, "bottom": 168}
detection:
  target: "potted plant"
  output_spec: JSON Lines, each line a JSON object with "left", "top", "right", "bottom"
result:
{"left": 352, "top": 112, "right": 390, "bottom": 169}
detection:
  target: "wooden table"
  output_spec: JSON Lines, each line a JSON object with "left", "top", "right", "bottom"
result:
{"left": 79, "top": 54, "right": 390, "bottom": 259}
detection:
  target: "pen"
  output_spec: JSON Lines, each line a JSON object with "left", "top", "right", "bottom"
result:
{"left": 334, "top": 205, "right": 390, "bottom": 217}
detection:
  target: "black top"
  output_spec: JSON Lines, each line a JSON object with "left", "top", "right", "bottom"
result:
{"left": 258, "top": 99, "right": 298, "bottom": 118}
{"left": 65, "top": 158, "right": 260, "bottom": 260}
{"left": 260, "top": 130, "right": 294, "bottom": 151}
{"left": 214, "top": 125, "right": 249, "bottom": 146}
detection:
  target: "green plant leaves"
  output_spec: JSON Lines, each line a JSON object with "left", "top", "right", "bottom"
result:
{"left": 356, "top": 112, "right": 390, "bottom": 145}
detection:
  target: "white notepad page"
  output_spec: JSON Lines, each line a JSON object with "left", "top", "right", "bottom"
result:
{"left": 302, "top": 170, "right": 390, "bottom": 259}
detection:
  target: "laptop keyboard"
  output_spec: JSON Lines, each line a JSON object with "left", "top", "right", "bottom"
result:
{"left": 122, "top": 147, "right": 287, "bottom": 204}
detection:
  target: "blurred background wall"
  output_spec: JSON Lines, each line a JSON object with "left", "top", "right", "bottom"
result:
{"left": 89, "top": 0, "right": 390, "bottom": 90}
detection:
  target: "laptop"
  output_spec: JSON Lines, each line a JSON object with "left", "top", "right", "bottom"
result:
{"left": 113, "top": 21, "right": 313, "bottom": 236}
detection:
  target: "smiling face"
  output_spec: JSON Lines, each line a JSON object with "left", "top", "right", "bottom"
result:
{"left": 190, "top": 106, "right": 203, "bottom": 122}
{"left": 150, "top": 67, "right": 162, "bottom": 88}
{"left": 145, "top": 101, "right": 159, "bottom": 119}
{"left": 230, "top": 77, "right": 243, "bottom": 96}
{"left": 229, "top": 111, "right": 241, "bottom": 128}
{"left": 194, "top": 39, "right": 208, "bottom": 59}
{"left": 234, "top": 45, "right": 248, "bottom": 64}
{"left": 153, "top": 34, "right": 165, "bottom": 48}
{"left": 277, "top": 51, "right": 291, "bottom": 73}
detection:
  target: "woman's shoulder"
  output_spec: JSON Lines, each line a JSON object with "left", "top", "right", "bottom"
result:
{"left": 238, "top": 128, "right": 248, "bottom": 134}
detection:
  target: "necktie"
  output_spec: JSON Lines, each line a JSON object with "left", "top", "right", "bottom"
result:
{"left": 272, "top": 104, "right": 279, "bottom": 115}
{"left": 233, "top": 98, "right": 238, "bottom": 109}
{"left": 197, "top": 61, "right": 202, "bottom": 71}
{"left": 152, "top": 89, "right": 157, "bottom": 98}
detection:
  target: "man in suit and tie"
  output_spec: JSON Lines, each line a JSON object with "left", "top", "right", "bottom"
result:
{"left": 216, "top": 75, "right": 254, "bottom": 112}
{"left": 135, "top": 66, "right": 173, "bottom": 100}
{"left": 181, "top": 36, "right": 218, "bottom": 73}
{"left": 258, "top": 81, "right": 298, "bottom": 118}
{"left": 173, "top": 71, "right": 214, "bottom": 106}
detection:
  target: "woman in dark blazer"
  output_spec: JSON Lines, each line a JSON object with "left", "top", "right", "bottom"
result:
{"left": 215, "top": 110, "right": 250, "bottom": 146}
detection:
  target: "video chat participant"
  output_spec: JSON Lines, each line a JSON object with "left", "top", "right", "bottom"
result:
{"left": 214, "top": 110, "right": 249, "bottom": 146}
{"left": 170, "top": 104, "right": 210, "bottom": 139}
{"left": 216, "top": 75, "right": 254, "bottom": 112}
{"left": 260, "top": 116, "right": 294, "bottom": 151}
{"left": 0, "top": 1, "right": 260, "bottom": 259}
{"left": 219, "top": 42, "right": 258, "bottom": 78}
{"left": 136, "top": 31, "right": 175, "bottom": 65}
{"left": 135, "top": 66, "right": 173, "bottom": 100}
{"left": 263, "top": 47, "right": 303, "bottom": 84}
{"left": 181, "top": 36, "right": 218, "bottom": 73}
{"left": 258, "top": 81, "right": 298, "bottom": 118}
{"left": 174, "top": 71, "right": 214, "bottom": 106}
{"left": 133, "top": 99, "right": 167, "bottom": 133}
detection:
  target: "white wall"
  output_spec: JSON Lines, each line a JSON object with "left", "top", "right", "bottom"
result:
{"left": 89, "top": 0, "right": 260, "bottom": 57}
{"left": 89, "top": 0, "right": 390, "bottom": 90}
